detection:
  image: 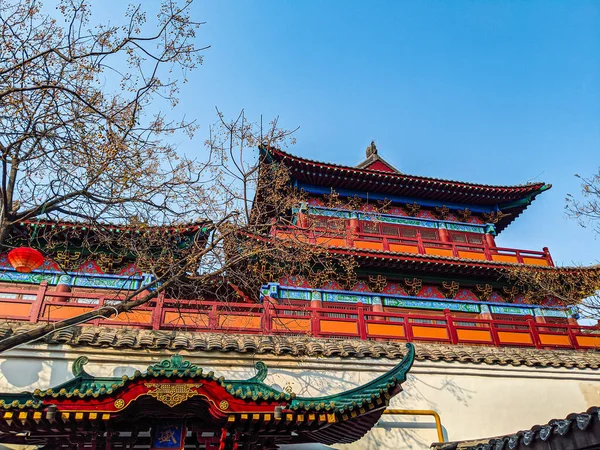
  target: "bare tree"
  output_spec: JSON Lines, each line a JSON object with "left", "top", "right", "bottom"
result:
{"left": 567, "top": 170, "right": 600, "bottom": 236}
{"left": 506, "top": 170, "right": 600, "bottom": 321}
{"left": 0, "top": 0, "right": 209, "bottom": 243}
{"left": 0, "top": 101, "right": 366, "bottom": 351}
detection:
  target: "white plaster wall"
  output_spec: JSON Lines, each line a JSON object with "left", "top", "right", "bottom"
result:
{"left": 1, "top": 345, "right": 599, "bottom": 450}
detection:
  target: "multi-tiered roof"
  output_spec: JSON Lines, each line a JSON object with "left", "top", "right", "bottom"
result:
{"left": 256, "top": 142, "right": 600, "bottom": 342}
{"left": 263, "top": 142, "right": 550, "bottom": 233}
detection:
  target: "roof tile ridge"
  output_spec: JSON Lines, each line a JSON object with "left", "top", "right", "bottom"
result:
{"left": 266, "top": 147, "right": 548, "bottom": 190}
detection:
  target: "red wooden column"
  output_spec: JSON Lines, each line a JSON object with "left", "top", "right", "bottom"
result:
{"left": 371, "top": 297, "right": 384, "bottom": 322}
{"left": 346, "top": 214, "right": 359, "bottom": 247}
{"left": 444, "top": 309, "right": 458, "bottom": 344}
{"left": 151, "top": 292, "right": 165, "bottom": 330}
{"left": 478, "top": 304, "right": 493, "bottom": 320}
{"left": 534, "top": 313, "right": 547, "bottom": 324}
{"left": 526, "top": 315, "right": 542, "bottom": 348}
{"left": 297, "top": 210, "right": 308, "bottom": 228}
{"left": 438, "top": 228, "right": 450, "bottom": 243}
{"left": 29, "top": 281, "right": 48, "bottom": 322}
{"left": 310, "top": 291, "right": 323, "bottom": 308}
{"left": 310, "top": 292, "right": 322, "bottom": 336}
{"left": 357, "top": 302, "right": 367, "bottom": 340}
{"left": 484, "top": 233, "right": 496, "bottom": 249}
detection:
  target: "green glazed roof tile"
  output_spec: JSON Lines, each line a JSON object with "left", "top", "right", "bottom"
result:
{"left": 0, "top": 345, "right": 414, "bottom": 413}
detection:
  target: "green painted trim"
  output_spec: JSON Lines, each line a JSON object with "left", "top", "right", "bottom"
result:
{"left": 1, "top": 350, "right": 415, "bottom": 414}
{"left": 291, "top": 343, "right": 415, "bottom": 413}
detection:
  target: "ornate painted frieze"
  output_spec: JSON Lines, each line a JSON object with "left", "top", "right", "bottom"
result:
{"left": 0, "top": 267, "right": 150, "bottom": 290}
{"left": 489, "top": 305, "right": 533, "bottom": 316}
{"left": 384, "top": 297, "right": 480, "bottom": 313}
{"left": 295, "top": 205, "right": 496, "bottom": 234}
{"left": 263, "top": 283, "right": 571, "bottom": 318}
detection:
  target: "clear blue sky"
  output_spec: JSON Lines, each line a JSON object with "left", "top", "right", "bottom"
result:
{"left": 114, "top": 1, "right": 600, "bottom": 266}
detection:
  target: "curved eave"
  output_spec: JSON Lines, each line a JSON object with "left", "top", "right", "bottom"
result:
{"left": 263, "top": 147, "right": 550, "bottom": 206}
{"left": 495, "top": 184, "right": 551, "bottom": 233}
{"left": 293, "top": 344, "right": 415, "bottom": 445}
{"left": 15, "top": 219, "right": 212, "bottom": 236}
{"left": 235, "top": 229, "right": 598, "bottom": 278}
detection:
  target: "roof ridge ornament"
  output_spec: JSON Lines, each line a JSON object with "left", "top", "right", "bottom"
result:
{"left": 72, "top": 356, "right": 90, "bottom": 377}
{"left": 147, "top": 354, "right": 200, "bottom": 375}
{"left": 248, "top": 361, "right": 268, "bottom": 382}
{"left": 366, "top": 140, "right": 378, "bottom": 157}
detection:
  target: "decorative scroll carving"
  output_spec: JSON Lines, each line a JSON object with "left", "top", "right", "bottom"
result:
{"left": 347, "top": 195, "right": 364, "bottom": 212}
{"left": 482, "top": 211, "right": 509, "bottom": 224}
{"left": 366, "top": 140, "right": 378, "bottom": 157}
{"left": 441, "top": 281, "right": 460, "bottom": 299}
{"left": 249, "top": 362, "right": 268, "bottom": 383}
{"left": 503, "top": 286, "right": 520, "bottom": 303}
{"left": 339, "top": 272, "right": 357, "bottom": 291}
{"left": 145, "top": 383, "right": 202, "bottom": 408}
{"left": 405, "top": 202, "right": 421, "bottom": 217}
{"left": 97, "top": 254, "right": 123, "bottom": 273}
{"left": 457, "top": 208, "right": 472, "bottom": 223}
{"left": 54, "top": 250, "right": 81, "bottom": 270}
{"left": 72, "top": 356, "right": 89, "bottom": 377}
{"left": 475, "top": 284, "right": 494, "bottom": 301}
{"left": 147, "top": 354, "right": 199, "bottom": 376}
{"left": 324, "top": 190, "right": 342, "bottom": 208}
{"left": 404, "top": 278, "right": 422, "bottom": 297}
{"left": 434, "top": 206, "right": 450, "bottom": 220}
{"left": 368, "top": 275, "right": 388, "bottom": 293}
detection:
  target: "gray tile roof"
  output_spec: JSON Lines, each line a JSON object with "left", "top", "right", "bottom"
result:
{"left": 2, "top": 323, "right": 599, "bottom": 369}
{"left": 432, "top": 407, "right": 600, "bottom": 450}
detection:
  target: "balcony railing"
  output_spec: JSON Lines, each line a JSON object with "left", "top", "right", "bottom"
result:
{"left": 272, "top": 226, "right": 554, "bottom": 266}
{"left": 263, "top": 283, "right": 574, "bottom": 319}
{"left": 0, "top": 282, "right": 597, "bottom": 350}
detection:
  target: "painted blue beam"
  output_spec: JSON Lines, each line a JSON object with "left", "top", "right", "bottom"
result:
{"left": 295, "top": 182, "right": 501, "bottom": 213}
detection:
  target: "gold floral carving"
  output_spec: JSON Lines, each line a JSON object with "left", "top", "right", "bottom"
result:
{"left": 97, "top": 253, "right": 123, "bottom": 273}
{"left": 219, "top": 400, "right": 229, "bottom": 411}
{"left": 54, "top": 250, "right": 81, "bottom": 270}
{"left": 368, "top": 275, "right": 387, "bottom": 293}
{"left": 145, "top": 383, "right": 202, "bottom": 408}
{"left": 457, "top": 208, "right": 472, "bottom": 223}
{"left": 475, "top": 284, "right": 494, "bottom": 301}
{"left": 482, "top": 211, "right": 509, "bottom": 224}
{"left": 114, "top": 398, "right": 125, "bottom": 409}
{"left": 441, "top": 281, "right": 460, "bottom": 299}
{"left": 434, "top": 206, "right": 450, "bottom": 220}
{"left": 405, "top": 202, "right": 421, "bottom": 217}
{"left": 503, "top": 286, "right": 520, "bottom": 302}
{"left": 404, "top": 278, "right": 422, "bottom": 297}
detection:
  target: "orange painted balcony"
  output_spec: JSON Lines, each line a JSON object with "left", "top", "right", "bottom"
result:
{"left": 271, "top": 226, "right": 554, "bottom": 266}
{"left": 0, "top": 283, "right": 597, "bottom": 350}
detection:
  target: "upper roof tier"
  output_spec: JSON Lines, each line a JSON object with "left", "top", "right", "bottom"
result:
{"left": 262, "top": 145, "right": 551, "bottom": 232}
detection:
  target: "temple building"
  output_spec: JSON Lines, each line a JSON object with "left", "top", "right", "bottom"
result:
{"left": 0, "top": 143, "right": 599, "bottom": 449}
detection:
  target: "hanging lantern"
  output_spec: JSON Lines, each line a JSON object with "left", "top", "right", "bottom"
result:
{"left": 7, "top": 247, "right": 45, "bottom": 273}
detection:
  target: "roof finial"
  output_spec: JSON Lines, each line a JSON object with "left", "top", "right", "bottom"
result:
{"left": 366, "top": 140, "right": 377, "bottom": 157}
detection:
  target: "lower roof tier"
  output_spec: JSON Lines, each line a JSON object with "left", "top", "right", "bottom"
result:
{"left": 2, "top": 323, "right": 599, "bottom": 368}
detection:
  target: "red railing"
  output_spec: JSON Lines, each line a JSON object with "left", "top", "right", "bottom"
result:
{"left": 0, "top": 283, "right": 597, "bottom": 350}
{"left": 272, "top": 226, "right": 554, "bottom": 266}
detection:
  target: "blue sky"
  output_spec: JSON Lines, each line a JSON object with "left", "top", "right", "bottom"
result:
{"left": 109, "top": 1, "right": 600, "bottom": 266}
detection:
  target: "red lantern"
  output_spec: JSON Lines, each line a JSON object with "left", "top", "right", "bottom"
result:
{"left": 7, "top": 247, "right": 45, "bottom": 273}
